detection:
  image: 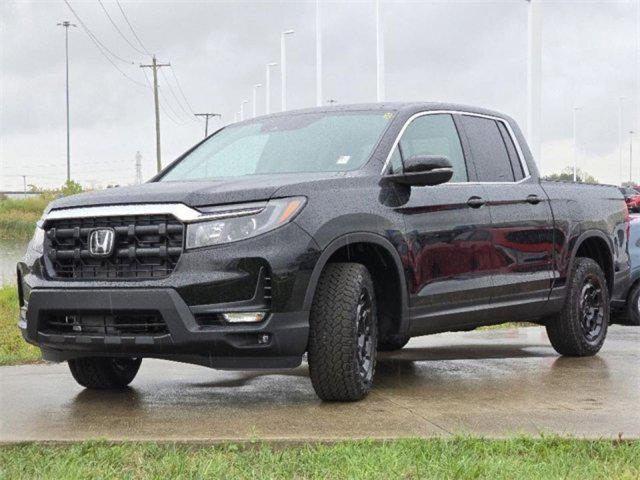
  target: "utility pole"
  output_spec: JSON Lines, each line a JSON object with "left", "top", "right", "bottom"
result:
{"left": 135, "top": 151, "right": 143, "bottom": 185}
{"left": 281, "top": 30, "right": 295, "bottom": 111}
{"left": 195, "top": 113, "right": 221, "bottom": 138}
{"left": 375, "top": 0, "right": 385, "bottom": 102}
{"left": 140, "top": 56, "right": 171, "bottom": 173}
{"left": 57, "top": 20, "right": 76, "bottom": 183}
{"left": 265, "top": 63, "right": 278, "bottom": 114}
{"left": 21, "top": 175, "right": 27, "bottom": 199}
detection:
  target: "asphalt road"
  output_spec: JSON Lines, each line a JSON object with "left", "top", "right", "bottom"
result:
{"left": 1, "top": 326, "right": 638, "bottom": 442}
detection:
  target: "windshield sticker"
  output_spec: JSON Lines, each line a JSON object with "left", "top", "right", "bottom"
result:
{"left": 383, "top": 112, "right": 393, "bottom": 120}
{"left": 337, "top": 155, "right": 351, "bottom": 165}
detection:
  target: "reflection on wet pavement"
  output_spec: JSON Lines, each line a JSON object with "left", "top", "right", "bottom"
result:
{"left": 1, "top": 326, "right": 638, "bottom": 441}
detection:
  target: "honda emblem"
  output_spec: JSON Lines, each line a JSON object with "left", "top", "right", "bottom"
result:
{"left": 89, "top": 228, "right": 115, "bottom": 257}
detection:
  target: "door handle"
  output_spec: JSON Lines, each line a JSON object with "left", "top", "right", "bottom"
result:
{"left": 526, "top": 194, "right": 541, "bottom": 205}
{"left": 467, "top": 196, "right": 485, "bottom": 209}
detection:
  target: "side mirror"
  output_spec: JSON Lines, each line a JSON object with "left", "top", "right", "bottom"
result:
{"left": 388, "top": 155, "right": 453, "bottom": 187}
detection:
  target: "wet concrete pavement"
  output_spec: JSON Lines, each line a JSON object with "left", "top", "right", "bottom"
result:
{"left": 1, "top": 326, "right": 639, "bottom": 442}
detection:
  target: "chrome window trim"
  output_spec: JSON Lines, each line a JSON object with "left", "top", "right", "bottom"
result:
{"left": 380, "top": 110, "right": 531, "bottom": 183}
{"left": 44, "top": 203, "right": 264, "bottom": 223}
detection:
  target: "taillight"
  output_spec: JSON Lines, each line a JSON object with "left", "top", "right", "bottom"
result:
{"left": 623, "top": 201, "right": 631, "bottom": 242}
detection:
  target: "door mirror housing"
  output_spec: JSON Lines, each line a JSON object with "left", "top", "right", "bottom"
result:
{"left": 388, "top": 155, "right": 453, "bottom": 187}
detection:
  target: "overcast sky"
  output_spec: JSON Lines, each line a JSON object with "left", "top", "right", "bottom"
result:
{"left": 1, "top": 0, "right": 638, "bottom": 190}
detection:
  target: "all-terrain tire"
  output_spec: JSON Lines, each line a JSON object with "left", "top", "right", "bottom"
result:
{"left": 623, "top": 281, "right": 640, "bottom": 326}
{"left": 546, "top": 258, "right": 609, "bottom": 356}
{"left": 68, "top": 357, "right": 142, "bottom": 389}
{"left": 307, "top": 263, "right": 378, "bottom": 401}
{"left": 378, "top": 334, "right": 410, "bottom": 352}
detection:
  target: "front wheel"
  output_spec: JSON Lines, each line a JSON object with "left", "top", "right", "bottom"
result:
{"left": 307, "top": 263, "right": 378, "bottom": 401}
{"left": 68, "top": 357, "right": 142, "bottom": 389}
{"left": 546, "top": 258, "right": 609, "bottom": 356}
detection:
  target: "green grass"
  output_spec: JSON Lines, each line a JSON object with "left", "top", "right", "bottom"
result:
{"left": 0, "top": 196, "right": 50, "bottom": 241}
{"left": 0, "top": 438, "right": 638, "bottom": 479}
{"left": 0, "top": 285, "right": 40, "bottom": 365}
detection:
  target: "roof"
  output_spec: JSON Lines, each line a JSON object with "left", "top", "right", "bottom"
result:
{"left": 249, "top": 102, "right": 511, "bottom": 122}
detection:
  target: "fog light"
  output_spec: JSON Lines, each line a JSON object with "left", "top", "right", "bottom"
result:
{"left": 221, "top": 312, "right": 266, "bottom": 323}
{"left": 258, "top": 333, "right": 270, "bottom": 344}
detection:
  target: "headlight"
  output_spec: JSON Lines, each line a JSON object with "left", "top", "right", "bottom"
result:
{"left": 29, "top": 227, "right": 45, "bottom": 253}
{"left": 186, "top": 197, "right": 306, "bottom": 249}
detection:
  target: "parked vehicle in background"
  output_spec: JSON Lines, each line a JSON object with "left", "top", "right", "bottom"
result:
{"left": 612, "top": 214, "right": 640, "bottom": 325}
{"left": 619, "top": 187, "right": 640, "bottom": 213}
{"left": 17, "top": 103, "right": 631, "bottom": 401}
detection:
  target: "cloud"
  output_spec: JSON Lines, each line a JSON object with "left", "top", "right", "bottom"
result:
{"left": 1, "top": 0, "right": 638, "bottom": 189}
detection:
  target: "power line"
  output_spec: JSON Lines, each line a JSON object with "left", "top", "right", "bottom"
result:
{"left": 159, "top": 68, "right": 197, "bottom": 122}
{"left": 63, "top": 0, "right": 146, "bottom": 87}
{"left": 115, "top": 0, "right": 152, "bottom": 55}
{"left": 63, "top": 0, "right": 133, "bottom": 65}
{"left": 96, "top": 0, "right": 148, "bottom": 56}
{"left": 169, "top": 65, "right": 199, "bottom": 117}
{"left": 141, "top": 68, "right": 187, "bottom": 126}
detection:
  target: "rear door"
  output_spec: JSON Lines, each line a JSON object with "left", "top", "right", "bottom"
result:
{"left": 388, "top": 113, "right": 495, "bottom": 333}
{"left": 457, "top": 114, "right": 555, "bottom": 317}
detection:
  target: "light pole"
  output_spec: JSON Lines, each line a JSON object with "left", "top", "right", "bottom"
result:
{"left": 631, "top": 131, "right": 636, "bottom": 183}
{"left": 281, "top": 29, "right": 295, "bottom": 111}
{"left": 57, "top": 20, "right": 76, "bottom": 183}
{"left": 265, "top": 63, "right": 278, "bottom": 114}
{"left": 252, "top": 84, "right": 262, "bottom": 117}
{"left": 240, "top": 100, "right": 249, "bottom": 121}
{"left": 375, "top": 0, "right": 385, "bottom": 102}
{"left": 619, "top": 97, "right": 625, "bottom": 185}
{"left": 526, "top": 0, "right": 542, "bottom": 166}
{"left": 315, "top": 0, "right": 323, "bottom": 106}
{"left": 572, "top": 106, "right": 580, "bottom": 182}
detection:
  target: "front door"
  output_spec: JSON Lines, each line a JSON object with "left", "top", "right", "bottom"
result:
{"left": 388, "top": 113, "right": 495, "bottom": 334}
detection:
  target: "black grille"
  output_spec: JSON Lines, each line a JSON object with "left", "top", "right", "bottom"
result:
{"left": 41, "top": 312, "right": 168, "bottom": 336}
{"left": 45, "top": 214, "right": 184, "bottom": 280}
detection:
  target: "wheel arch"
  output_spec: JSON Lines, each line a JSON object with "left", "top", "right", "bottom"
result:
{"left": 570, "top": 230, "right": 614, "bottom": 293}
{"left": 302, "top": 233, "right": 410, "bottom": 338}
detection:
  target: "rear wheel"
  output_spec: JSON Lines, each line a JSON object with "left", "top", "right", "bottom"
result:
{"left": 546, "top": 258, "right": 609, "bottom": 356}
{"left": 625, "top": 282, "right": 640, "bottom": 326}
{"left": 68, "top": 357, "right": 142, "bottom": 389}
{"left": 307, "top": 263, "right": 378, "bottom": 401}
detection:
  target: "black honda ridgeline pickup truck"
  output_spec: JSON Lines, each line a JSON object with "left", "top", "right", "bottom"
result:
{"left": 18, "top": 103, "right": 630, "bottom": 401}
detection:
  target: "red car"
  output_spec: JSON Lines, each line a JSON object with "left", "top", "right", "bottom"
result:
{"left": 620, "top": 187, "right": 640, "bottom": 213}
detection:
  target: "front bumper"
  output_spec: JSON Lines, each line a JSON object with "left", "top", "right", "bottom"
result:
{"left": 20, "top": 288, "right": 308, "bottom": 369}
{"left": 18, "top": 221, "right": 320, "bottom": 369}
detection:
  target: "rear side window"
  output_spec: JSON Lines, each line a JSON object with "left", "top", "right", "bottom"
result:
{"left": 397, "top": 114, "right": 468, "bottom": 182}
{"left": 497, "top": 122, "right": 525, "bottom": 180}
{"left": 461, "top": 115, "right": 515, "bottom": 182}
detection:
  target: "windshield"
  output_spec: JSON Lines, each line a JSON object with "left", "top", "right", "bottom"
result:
{"left": 160, "top": 111, "right": 394, "bottom": 181}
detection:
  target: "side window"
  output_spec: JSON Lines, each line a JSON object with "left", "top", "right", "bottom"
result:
{"left": 397, "top": 114, "right": 468, "bottom": 182}
{"left": 497, "top": 121, "right": 525, "bottom": 180}
{"left": 461, "top": 115, "right": 515, "bottom": 182}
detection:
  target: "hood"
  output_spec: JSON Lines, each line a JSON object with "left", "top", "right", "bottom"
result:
{"left": 47, "top": 172, "right": 344, "bottom": 212}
